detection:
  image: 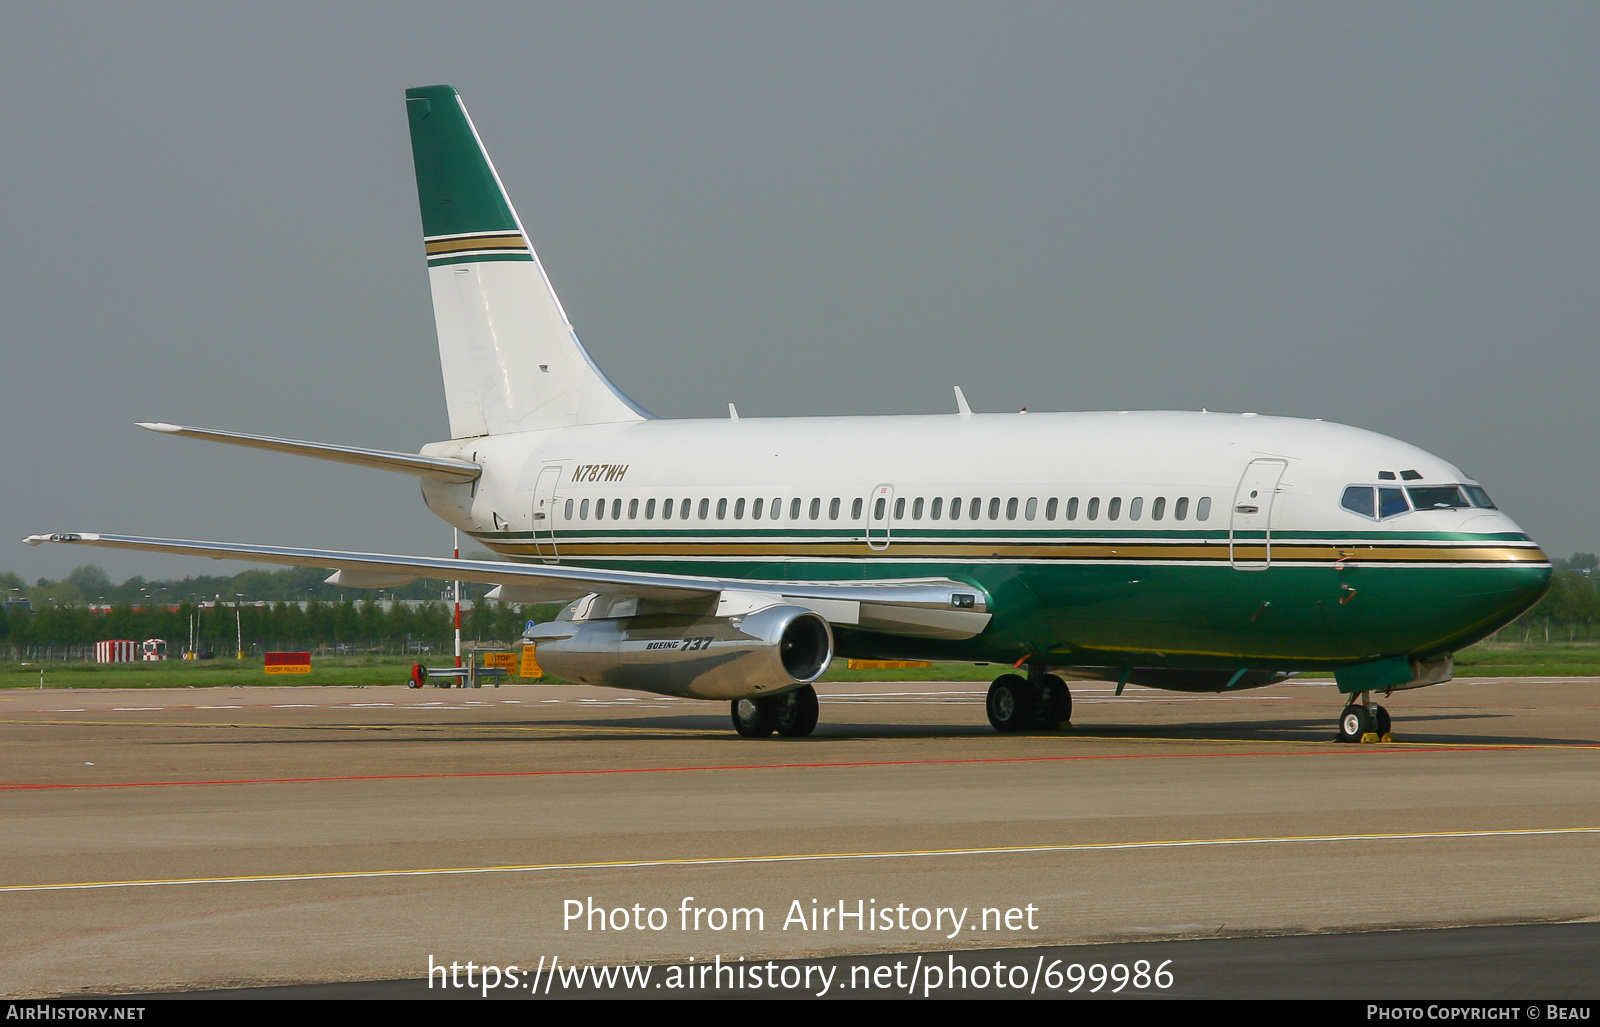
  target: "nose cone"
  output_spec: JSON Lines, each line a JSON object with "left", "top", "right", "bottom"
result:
{"left": 1427, "top": 541, "right": 1552, "bottom": 654}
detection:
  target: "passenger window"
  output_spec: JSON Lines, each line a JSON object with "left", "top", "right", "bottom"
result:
{"left": 565, "top": 499, "right": 574, "bottom": 519}
{"left": 662, "top": 498, "right": 673, "bottom": 519}
{"left": 681, "top": 498, "right": 692, "bottom": 520}
{"left": 894, "top": 497, "right": 905, "bottom": 519}
{"left": 1025, "top": 497, "right": 1037, "bottom": 521}
{"left": 716, "top": 498, "right": 727, "bottom": 519}
{"left": 580, "top": 499, "right": 590, "bottom": 519}
{"left": 1196, "top": 497, "right": 1211, "bottom": 520}
{"left": 1108, "top": 497, "right": 1122, "bottom": 520}
{"left": 829, "top": 498, "right": 841, "bottom": 519}
{"left": 950, "top": 497, "right": 962, "bottom": 520}
{"left": 645, "top": 498, "right": 656, "bottom": 519}
{"left": 1045, "top": 498, "right": 1057, "bottom": 520}
{"left": 1341, "top": 486, "right": 1375, "bottom": 518}
{"left": 1005, "top": 498, "right": 1018, "bottom": 520}
{"left": 969, "top": 498, "right": 982, "bottom": 519}
{"left": 698, "top": 498, "right": 710, "bottom": 519}
{"left": 1407, "top": 486, "right": 1470, "bottom": 510}
{"left": 988, "top": 497, "right": 1000, "bottom": 520}
{"left": 771, "top": 498, "right": 781, "bottom": 520}
{"left": 912, "top": 497, "right": 924, "bottom": 520}
{"left": 1151, "top": 497, "right": 1165, "bottom": 520}
{"left": 751, "top": 497, "right": 763, "bottom": 519}
{"left": 629, "top": 498, "right": 639, "bottom": 519}
{"left": 1129, "top": 497, "right": 1142, "bottom": 521}
{"left": 809, "top": 498, "right": 822, "bottom": 520}
{"left": 1087, "top": 497, "right": 1100, "bottom": 520}
{"left": 1174, "top": 497, "right": 1189, "bottom": 520}
{"left": 1378, "top": 487, "right": 1409, "bottom": 519}
{"left": 594, "top": 498, "right": 605, "bottom": 521}
{"left": 612, "top": 499, "right": 622, "bottom": 519}
{"left": 734, "top": 498, "right": 745, "bottom": 519}
{"left": 930, "top": 497, "right": 943, "bottom": 519}
{"left": 790, "top": 498, "right": 802, "bottom": 519}
{"left": 874, "top": 497, "right": 886, "bottom": 519}
{"left": 1066, "top": 497, "right": 1079, "bottom": 520}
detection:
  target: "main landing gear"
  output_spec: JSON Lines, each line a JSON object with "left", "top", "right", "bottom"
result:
{"left": 731, "top": 685, "right": 819, "bottom": 738}
{"left": 986, "top": 670, "right": 1072, "bottom": 732}
{"left": 1335, "top": 691, "right": 1393, "bottom": 743}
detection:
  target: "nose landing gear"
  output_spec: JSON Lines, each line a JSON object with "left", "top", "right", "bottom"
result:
{"left": 1335, "top": 692, "right": 1393, "bottom": 743}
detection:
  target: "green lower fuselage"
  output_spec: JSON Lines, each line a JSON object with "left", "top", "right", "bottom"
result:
{"left": 478, "top": 525, "right": 1551, "bottom": 677}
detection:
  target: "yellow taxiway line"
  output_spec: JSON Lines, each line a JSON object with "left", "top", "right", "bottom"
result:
{"left": 4, "top": 826, "right": 1596, "bottom": 894}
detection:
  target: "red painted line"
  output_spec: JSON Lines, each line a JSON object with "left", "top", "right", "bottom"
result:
{"left": 0, "top": 744, "right": 1557, "bottom": 792}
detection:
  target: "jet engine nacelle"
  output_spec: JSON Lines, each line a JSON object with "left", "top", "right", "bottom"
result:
{"left": 527, "top": 603, "right": 833, "bottom": 701}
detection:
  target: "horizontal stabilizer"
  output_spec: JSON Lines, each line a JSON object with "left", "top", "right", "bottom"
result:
{"left": 137, "top": 423, "right": 481, "bottom": 483}
{"left": 24, "top": 532, "right": 992, "bottom": 639}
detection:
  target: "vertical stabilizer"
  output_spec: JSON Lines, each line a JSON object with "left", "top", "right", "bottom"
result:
{"left": 405, "top": 85, "right": 648, "bottom": 437}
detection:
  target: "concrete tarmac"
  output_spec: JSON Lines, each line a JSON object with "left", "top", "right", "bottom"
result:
{"left": 1, "top": 676, "right": 1596, "bottom": 997}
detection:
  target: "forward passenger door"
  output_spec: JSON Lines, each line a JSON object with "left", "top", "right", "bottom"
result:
{"left": 1230, "top": 459, "right": 1287, "bottom": 570}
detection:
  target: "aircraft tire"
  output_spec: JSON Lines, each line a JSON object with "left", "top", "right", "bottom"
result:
{"left": 987, "top": 674, "right": 1033, "bottom": 732}
{"left": 775, "top": 685, "right": 819, "bottom": 737}
{"left": 732, "top": 697, "right": 777, "bottom": 737}
{"left": 1032, "top": 674, "right": 1071, "bottom": 728}
{"left": 1336, "top": 703, "right": 1369, "bottom": 743}
{"left": 1372, "top": 703, "right": 1391, "bottom": 737}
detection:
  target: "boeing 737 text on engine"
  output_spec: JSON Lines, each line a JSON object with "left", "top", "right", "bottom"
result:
{"left": 29, "top": 85, "right": 1551, "bottom": 742}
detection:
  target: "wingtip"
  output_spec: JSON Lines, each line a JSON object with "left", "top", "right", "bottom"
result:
{"left": 24, "top": 533, "right": 92, "bottom": 546}
{"left": 136, "top": 422, "right": 181, "bottom": 433}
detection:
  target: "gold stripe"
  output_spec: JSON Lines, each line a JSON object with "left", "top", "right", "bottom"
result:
{"left": 484, "top": 540, "right": 1547, "bottom": 564}
{"left": 424, "top": 234, "right": 528, "bottom": 255}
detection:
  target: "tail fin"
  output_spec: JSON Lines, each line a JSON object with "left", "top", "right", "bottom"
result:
{"left": 405, "top": 85, "right": 648, "bottom": 437}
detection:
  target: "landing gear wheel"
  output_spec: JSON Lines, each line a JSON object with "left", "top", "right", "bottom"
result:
{"left": 1371, "top": 704, "right": 1391, "bottom": 738}
{"left": 987, "top": 674, "right": 1033, "bottom": 732}
{"left": 1031, "top": 674, "right": 1072, "bottom": 729}
{"left": 1337, "top": 703, "right": 1370, "bottom": 744}
{"left": 731, "top": 697, "right": 777, "bottom": 737}
{"left": 775, "top": 685, "right": 819, "bottom": 737}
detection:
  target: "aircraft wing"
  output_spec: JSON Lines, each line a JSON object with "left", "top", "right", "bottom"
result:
{"left": 24, "top": 532, "right": 991, "bottom": 640}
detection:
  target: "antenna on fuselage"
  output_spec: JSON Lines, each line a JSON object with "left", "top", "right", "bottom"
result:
{"left": 728, "top": 403, "right": 740, "bottom": 422}
{"left": 953, "top": 386, "right": 972, "bottom": 419}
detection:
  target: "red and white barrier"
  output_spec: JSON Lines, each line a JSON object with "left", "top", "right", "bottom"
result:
{"left": 95, "top": 640, "right": 138, "bottom": 663}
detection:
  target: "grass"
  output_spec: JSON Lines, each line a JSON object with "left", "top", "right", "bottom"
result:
{"left": 6, "top": 640, "right": 1600, "bottom": 689}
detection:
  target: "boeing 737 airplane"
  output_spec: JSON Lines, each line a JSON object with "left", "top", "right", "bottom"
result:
{"left": 30, "top": 85, "right": 1551, "bottom": 742}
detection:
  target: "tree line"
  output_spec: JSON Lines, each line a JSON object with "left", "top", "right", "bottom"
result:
{"left": 0, "top": 595, "right": 562, "bottom": 654}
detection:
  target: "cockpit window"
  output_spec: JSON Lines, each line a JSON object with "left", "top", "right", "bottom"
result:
{"left": 1344, "top": 482, "right": 1490, "bottom": 520}
{"left": 1378, "top": 487, "right": 1410, "bottom": 518}
{"left": 1407, "top": 486, "right": 1471, "bottom": 510}
{"left": 1340, "top": 486, "right": 1375, "bottom": 518}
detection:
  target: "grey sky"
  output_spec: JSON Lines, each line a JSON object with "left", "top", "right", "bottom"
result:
{"left": 3, "top": 3, "right": 1596, "bottom": 585}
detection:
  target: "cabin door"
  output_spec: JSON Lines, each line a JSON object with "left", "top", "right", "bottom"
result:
{"left": 1230, "top": 459, "right": 1287, "bottom": 571}
{"left": 866, "top": 483, "right": 895, "bottom": 551}
{"left": 531, "top": 464, "right": 562, "bottom": 563}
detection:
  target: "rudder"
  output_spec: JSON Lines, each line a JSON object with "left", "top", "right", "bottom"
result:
{"left": 405, "top": 85, "right": 647, "bottom": 437}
